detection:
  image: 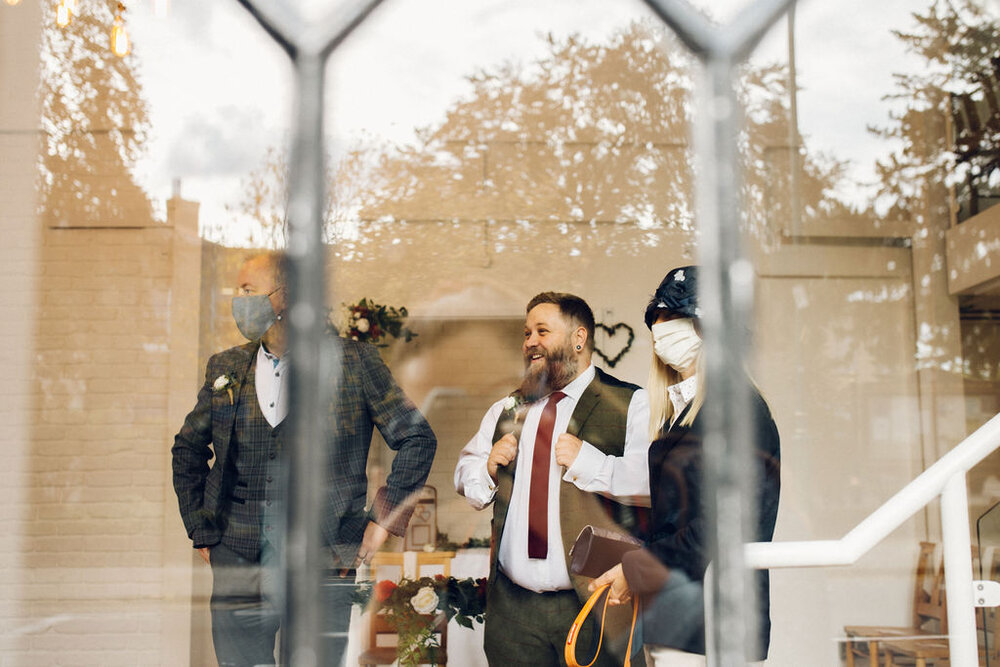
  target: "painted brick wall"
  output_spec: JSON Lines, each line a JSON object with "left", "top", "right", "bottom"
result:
{"left": 14, "top": 220, "right": 196, "bottom": 665}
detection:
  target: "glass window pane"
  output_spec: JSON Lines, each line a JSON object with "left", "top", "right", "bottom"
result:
{"left": 3, "top": 0, "right": 1000, "bottom": 664}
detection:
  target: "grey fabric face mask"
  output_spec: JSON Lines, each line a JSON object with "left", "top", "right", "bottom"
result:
{"left": 232, "top": 295, "right": 277, "bottom": 342}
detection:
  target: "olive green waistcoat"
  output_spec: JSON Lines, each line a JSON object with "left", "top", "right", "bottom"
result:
{"left": 489, "top": 367, "right": 640, "bottom": 603}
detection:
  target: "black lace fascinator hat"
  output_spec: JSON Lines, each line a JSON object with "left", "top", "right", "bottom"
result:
{"left": 643, "top": 265, "right": 699, "bottom": 329}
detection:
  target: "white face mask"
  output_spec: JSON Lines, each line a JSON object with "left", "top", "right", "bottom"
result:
{"left": 651, "top": 318, "right": 701, "bottom": 373}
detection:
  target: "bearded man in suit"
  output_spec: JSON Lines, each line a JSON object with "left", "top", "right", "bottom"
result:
{"left": 455, "top": 292, "right": 651, "bottom": 666}
{"left": 172, "top": 252, "right": 436, "bottom": 667}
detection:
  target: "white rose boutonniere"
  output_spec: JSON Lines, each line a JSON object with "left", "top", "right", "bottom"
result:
{"left": 409, "top": 586, "right": 439, "bottom": 615}
{"left": 213, "top": 374, "right": 235, "bottom": 405}
{"left": 498, "top": 392, "right": 526, "bottom": 438}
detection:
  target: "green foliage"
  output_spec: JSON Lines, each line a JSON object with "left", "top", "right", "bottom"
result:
{"left": 434, "top": 532, "right": 490, "bottom": 551}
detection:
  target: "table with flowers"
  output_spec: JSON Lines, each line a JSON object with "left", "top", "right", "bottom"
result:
{"left": 346, "top": 549, "right": 491, "bottom": 666}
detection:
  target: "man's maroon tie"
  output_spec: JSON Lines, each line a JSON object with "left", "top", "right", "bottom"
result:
{"left": 527, "top": 391, "right": 566, "bottom": 559}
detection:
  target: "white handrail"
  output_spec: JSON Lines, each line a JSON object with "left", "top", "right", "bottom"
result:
{"left": 740, "top": 410, "right": 1000, "bottom": 666}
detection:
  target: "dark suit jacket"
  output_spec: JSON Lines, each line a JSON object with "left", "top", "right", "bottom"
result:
{"left": 171, "top": 337, "right": 436, "bottom": 566}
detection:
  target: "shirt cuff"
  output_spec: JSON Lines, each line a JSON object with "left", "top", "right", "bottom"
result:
{"left": 477, "top": 462, "right": 497, "bottom": 496}
{"left": 562, "top": 440, "right": 604, "bottom": 486}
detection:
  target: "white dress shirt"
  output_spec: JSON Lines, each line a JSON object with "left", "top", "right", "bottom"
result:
{"left": 256, "top": 344, "right": 289, "bottom": 427}
{"left": 454, "top": 364, "right": 651, "bottom": 593}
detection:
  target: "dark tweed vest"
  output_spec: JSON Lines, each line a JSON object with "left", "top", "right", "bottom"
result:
{"left": 488, "top": 368, "right": 645, "bottom": 601}
{"left": 220, "top": 358, "right": 285, "bottom": 560}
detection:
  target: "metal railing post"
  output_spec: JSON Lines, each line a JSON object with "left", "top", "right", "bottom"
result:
{"left": 230, "top": 2, "right": 384, "bottom": 664}
{"left": 942, "top": 474, "right": 978, "bottom": 666}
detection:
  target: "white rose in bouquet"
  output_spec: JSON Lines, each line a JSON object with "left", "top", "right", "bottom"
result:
{"left": 356, "top": 318, "right": 370, "bottom": 333}
{"left": 409, "top": 586, "right": 439, "bottom": 615}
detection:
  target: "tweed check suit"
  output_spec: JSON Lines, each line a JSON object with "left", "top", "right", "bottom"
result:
{"left": 172, "top": 336, "right": 436, "bottom": 666}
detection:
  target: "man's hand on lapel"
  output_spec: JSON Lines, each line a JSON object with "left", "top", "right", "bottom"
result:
{"left": 554, "top": 433, "right": 583, "bottom": 468}
{"left": 487, "top": 433, "right": 518, "bottom": 482}
{"left": 355, "top": 521, "right": 390, "bottom": 567}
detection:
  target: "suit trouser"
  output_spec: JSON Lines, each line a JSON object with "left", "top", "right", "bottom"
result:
{"left": 483, "top": 570, "right": 623, "bottom": 667}
{"left": 209, "top": 542, "right": 355, "bottom": 667}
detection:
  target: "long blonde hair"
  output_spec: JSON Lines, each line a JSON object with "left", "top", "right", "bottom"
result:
{"left": 647, "top": 350, "right": 705, "bottom": 437}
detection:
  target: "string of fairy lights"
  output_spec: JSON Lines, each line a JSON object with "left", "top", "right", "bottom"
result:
{"left": 3, "top": 0, "right": 171, "bottom": 57}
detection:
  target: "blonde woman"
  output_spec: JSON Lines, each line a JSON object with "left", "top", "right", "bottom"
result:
{"left": 591, "top": 266, "right": 781, "bottom": 666}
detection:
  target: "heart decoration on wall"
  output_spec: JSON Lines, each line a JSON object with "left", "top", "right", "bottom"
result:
{"left": 594, "top": 322, "right": 635, "bottom": 368}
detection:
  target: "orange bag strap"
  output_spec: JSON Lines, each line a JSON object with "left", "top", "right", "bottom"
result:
{"left": 565, "top": 584, "right": 639, "bottom": 667}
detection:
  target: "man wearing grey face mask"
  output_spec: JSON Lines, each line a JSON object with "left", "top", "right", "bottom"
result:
{"left": 171, "top": 252, "right": 436, "bottom": 667}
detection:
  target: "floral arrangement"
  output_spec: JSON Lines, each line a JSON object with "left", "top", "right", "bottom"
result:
{"left": 335, "top": 298, "right": 417, "bottom": 347}
{"left": 353, "top": 575, "right": 487, "bottom": 666}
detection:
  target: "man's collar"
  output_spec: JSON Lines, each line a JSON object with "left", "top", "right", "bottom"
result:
{"left": 257, "top": 342, "right": 286, "bottom": 366}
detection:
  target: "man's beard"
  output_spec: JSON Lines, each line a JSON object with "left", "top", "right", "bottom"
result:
{"left": 519, "top": 340, "right": 578, "bottom": 402}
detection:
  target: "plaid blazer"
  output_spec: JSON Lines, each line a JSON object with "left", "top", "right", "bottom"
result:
{"left": 171, "top": 337, "right": 436, "bottom": 566}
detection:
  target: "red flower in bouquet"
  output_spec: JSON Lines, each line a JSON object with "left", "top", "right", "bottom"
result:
{"left": 374, "top": 579, "right": 397, "bottom": 602}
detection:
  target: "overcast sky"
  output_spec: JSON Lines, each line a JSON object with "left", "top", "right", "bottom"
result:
{"left": 124, "top": 0, "right": 998, "bottom": 239}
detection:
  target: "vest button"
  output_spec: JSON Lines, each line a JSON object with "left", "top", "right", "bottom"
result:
{"left": 269, "top": 452, "right": 276, "bottom": 459}
{"left": 266, "top": 475, "right": 273, "bottom": 483}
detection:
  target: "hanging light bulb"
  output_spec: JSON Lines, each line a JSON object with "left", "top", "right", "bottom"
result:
{"left": 65, "top": 0, "right": 78, "bottom": 13}
{"left": 56, "top": 1, "right": 71, "bottom": 27}
{"left": 4, "top": 0, "right": 24, "bottom": 7}
{"left": 111, "top": 3, "right": 130, "bottom": 57}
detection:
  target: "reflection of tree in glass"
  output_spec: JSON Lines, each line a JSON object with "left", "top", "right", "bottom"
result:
{"left": 869, "top": 0, "right": 996, "bottom": 379}
{"left": 870, "top": 0, "right": 998, "bottom": 222}
{"left": 337, "top": 23, "right": 852, "bottom": 255}
{"left": 38, "top": 0, "right": 152, "bottom": 227}
{"left": 233, "top": 22, "right": 853, "bottom": 261}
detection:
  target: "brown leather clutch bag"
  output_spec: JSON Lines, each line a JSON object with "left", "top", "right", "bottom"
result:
{"left": 568, "top": 525, "right": 642, "bottom": 578}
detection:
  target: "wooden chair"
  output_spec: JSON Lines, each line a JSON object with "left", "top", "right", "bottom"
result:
{"left": 844, "top": 544, "right": 998, "bottom": 667}
{"left": 979, "top": 546, "right": 1000, "bottom": 666}
{"left": 843, "top": 542, "right": 946, "bottom": 667}
{"left": 875, "top": 546, "right": 992, "bottom": 667}
{"left": 357, "top": 552, "right": 455, "bottom": 666}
